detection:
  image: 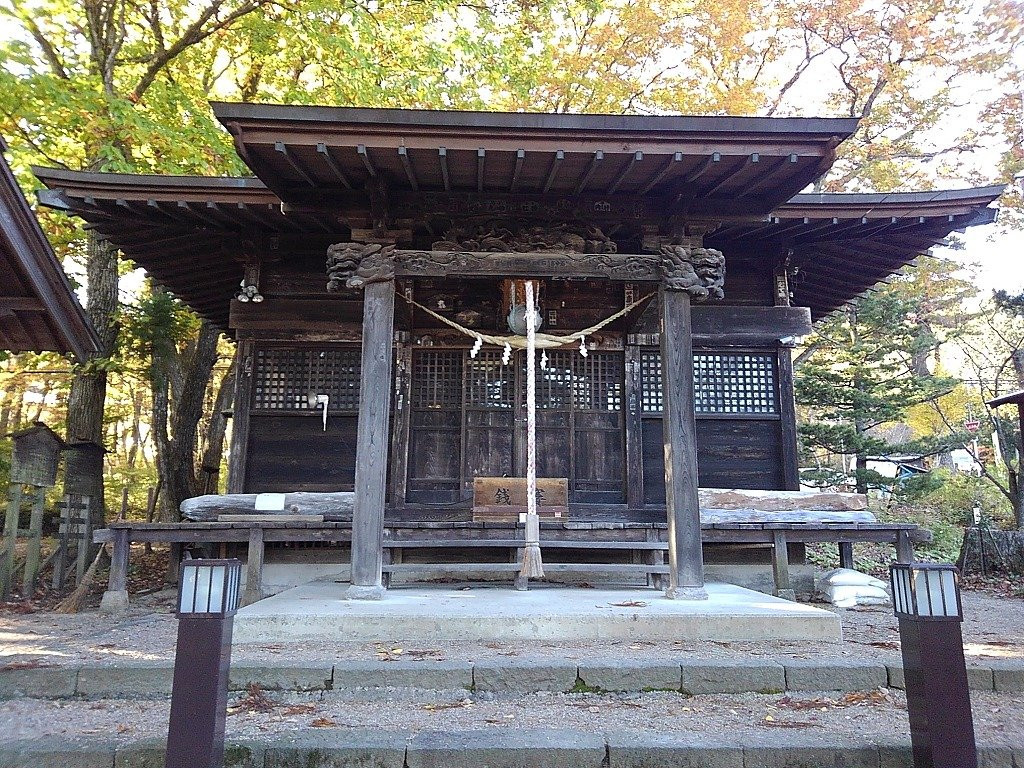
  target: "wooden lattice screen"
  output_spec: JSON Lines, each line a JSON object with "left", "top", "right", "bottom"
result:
{"left": 640, "top": 350, "right": 777, "bottom": 415}
{"left": 252, "top": 346, "right": 361, "bottom": 411}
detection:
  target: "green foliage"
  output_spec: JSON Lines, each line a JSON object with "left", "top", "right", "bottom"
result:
{"left": 796, "top": 271, "right": 958, "bottom": 491}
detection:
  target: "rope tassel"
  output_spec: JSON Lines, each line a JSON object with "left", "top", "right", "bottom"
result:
{"left": 520, "top": 279, "right": 544, "bottom": 581}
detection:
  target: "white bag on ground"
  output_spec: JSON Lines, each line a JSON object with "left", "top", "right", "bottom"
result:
{"left": 818, "top": 568, "right": 891, "bottom": 607}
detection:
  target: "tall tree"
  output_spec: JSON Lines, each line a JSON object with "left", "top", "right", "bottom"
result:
{"left": 796, "top": 279, "right": 957, "bottom": 493}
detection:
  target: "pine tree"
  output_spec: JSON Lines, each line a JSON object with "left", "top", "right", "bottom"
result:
{"left": 796, "top": 279, "right": 957, "bottom": 494}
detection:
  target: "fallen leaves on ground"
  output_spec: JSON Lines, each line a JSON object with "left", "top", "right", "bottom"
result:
{"left": 375, "top": 645, "right": 404, "bottom": 661}
{"left": 775, "top": 689, "right": 891, "bottom": 712}
{"left": 281, "top": 703, "right": 317, "bottom": 716}
{"left": 310, "top": 717, "right": 337, "bottom": 727}
{"left": 0, "top": 659, "right": 55, "bottom": 671}
{"left": 608, "top": 600, "right": 648, "bottom": 608}
{"left": 228, "top": 683, "right": 277, "bottom": 715}
{"left": 422, "top": 698, "right": 474, "bottom": 712}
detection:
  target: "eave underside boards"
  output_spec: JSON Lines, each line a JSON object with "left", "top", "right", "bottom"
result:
{"left": 710, "top": 186, "right": 1003, "bottom": 319}
{"left": 0, "top": 152, "right": 98, "bottom": 357}
{"left": 213, "top": 103, "right": 858, "bottom": 215}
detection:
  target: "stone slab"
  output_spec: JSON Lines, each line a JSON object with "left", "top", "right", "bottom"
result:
{"left": 606, "top": 732, "right": 744, "bottom": 768}
{"left": 76, "top": 663, "right": 175, "bottom": 698}
{"left": 229, "top": 663, "right": 334, "bottom": 692}
{"left": 680, "top": 659, "right": 785, "bottom": 694}
{"left": 783, "top": 659, "right": 887, "bottom": 691}
{"left": 473, "top": 660, "right": 579, "bottom": 693}
{"left": 330, "top": 661, "right": 473, "bottom": 691}
{"left": 263, "top": 729, "right": 408, "bottom": 768}
{"left": 578, "top": 661, "right": 681, "bottom": 692}
{"left": 743, "top": 740, "right": 879, "bottom": 768}
{"left": 887, "top": 662, "right": 995, "bottom": 691}
{"left": 990, "top": 660, "right": 1024, "bottom": 692}
{"left": 0, "top": 740, "right": 115, "bottom": 768}
{"left": 233, "top": 582, "right": 841, "bottom": 644}
{"left": 0, "top": 666, "right": 79, "bottom": 699}
{"left": 405, "top": 729, "right": 606, "bottom": 768}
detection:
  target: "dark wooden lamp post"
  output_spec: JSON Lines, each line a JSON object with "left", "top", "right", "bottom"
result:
{"left": 167, "top": 558, "right": 242, "bottom": 768}
{"left": 890, "top": 562, "right": 977, "bottom": 768}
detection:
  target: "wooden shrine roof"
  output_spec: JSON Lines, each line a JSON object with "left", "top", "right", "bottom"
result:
{"left": 709, "top": 186, "right": 1004, "bottom": 320}
{"left": 212, "top": 102, "right": 859, "bottom": 215}
{"left": 0, "top": 138, "right": 99, "bottom": 358}
{"left": 988, "top": 389, "right": 1024, "bottom": 408}
{"left": 33, "top": 163, "right": 1004, "bottom": 329}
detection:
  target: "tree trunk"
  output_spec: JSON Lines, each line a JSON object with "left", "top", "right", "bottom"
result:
{"left": 66, "top": 233, "right": 119, "bottom": 529}
{"left": 152, "top": 317, "right": 222, "bottom": 521}
{"left": 199, "top": 354, "right": 236, "bottom": 495}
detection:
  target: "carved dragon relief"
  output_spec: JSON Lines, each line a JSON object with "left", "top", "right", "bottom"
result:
{"left": 660, "top": 245, "right": 725, "bottom": 300}
{"left": 326, "top": 242, "right": 395, "bottom": 290}
{"left": 431, "top": 221, "right": 618, "bottom": 254}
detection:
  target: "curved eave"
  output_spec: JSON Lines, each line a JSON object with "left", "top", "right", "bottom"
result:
{"left": 1, "top": 143, "right": 99, "bottom": 358}
{"left": 710, "top": 186, "right": 1006, "bottom": 320}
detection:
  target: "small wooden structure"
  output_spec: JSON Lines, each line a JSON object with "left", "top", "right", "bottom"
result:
{"left": 38, "top": 105, "right": 1003, "bottom": 606}
{"left": 0, "top": 423, "right": 65, "bottom": 598}
{"left": 51, "top": 440, "right": 105, "bottom": 589}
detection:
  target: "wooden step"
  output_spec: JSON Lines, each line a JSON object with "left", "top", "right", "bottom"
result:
{"left": 383, "top": 539, "right": 667, "bottom": 550}
{"left": 382, "top": 562, "right": 669, "bottom": 574}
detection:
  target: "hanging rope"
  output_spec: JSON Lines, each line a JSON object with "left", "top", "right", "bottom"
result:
{"left": 397, "top": 291, "right": 655, "bottom": 350}
{"left": 520, "top": 280, "right": 544, "bottom": 580}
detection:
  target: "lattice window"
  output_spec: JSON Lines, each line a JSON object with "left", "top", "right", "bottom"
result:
{"left": 574, "top": 352, "right": 623, "bottom": 411}
{"left": 466, "top": 351, "right": 514, "bottom": 409}
{"left": 695, "top": 353, "right": 776, "bottom": 414}
{"left": 252, "top": 347, "right": 361, "bottom": 411}
{"left": 639, "top": 350, "right": 777, "bottom": 415}
{"left": 534, "top": 350, "right": 574, "bottom": 410}
{"left": 411, "top": 350, "right": 463, "bottom": 409}
{"left": 640, "top": 351, "right": 663, "bottom": 414}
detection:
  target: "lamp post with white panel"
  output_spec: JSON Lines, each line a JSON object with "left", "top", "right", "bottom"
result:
{"left": 167, "top": 559, "right": 242, "bottom": 768}
{"left": 890, "top": 562, "right": 977, "bottom": 768}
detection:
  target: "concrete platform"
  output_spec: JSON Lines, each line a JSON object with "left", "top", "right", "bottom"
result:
{"left": 232, "top": 581, "right": 842, "bottom": 644}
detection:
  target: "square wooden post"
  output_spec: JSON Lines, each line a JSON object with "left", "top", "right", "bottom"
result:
{"left": 0, "top": 484, "right": 23, "bottom": 599}
{"left": 21, "top": 485, "right": 46, "bottom": 595}
{"left": 346, "top": 278, "right": 396, "bottom": 599}
{"left": 100, "top": 527, "right": 130, "bottom": 613}
{"left": 660, "top": 286, "right": 706, "bottom": 599}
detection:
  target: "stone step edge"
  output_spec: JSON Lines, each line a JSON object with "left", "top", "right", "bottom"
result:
{"left": 2, "top": 658, "right": 1022, "bottom": 700}
{"left": 1, "top": 730, "right": 1022, "bottom": 768}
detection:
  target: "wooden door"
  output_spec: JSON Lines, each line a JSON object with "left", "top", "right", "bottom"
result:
{"left": 404, "top": 347, "right": 625, "bottom": 505}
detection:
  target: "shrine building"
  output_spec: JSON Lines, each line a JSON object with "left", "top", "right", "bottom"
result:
{"left": 34, "top": 105, "right": 1003, "bottom": 601}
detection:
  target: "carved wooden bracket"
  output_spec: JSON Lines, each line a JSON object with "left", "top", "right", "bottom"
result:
{"left": 659, "top": 245, "right": 725, "bottom": 300}
{"left": 326, "top": 243, "right": 396, "bottom": 290}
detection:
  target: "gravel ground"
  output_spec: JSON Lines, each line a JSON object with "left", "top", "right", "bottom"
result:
{"left": 1, "top": 589, "right": 1022, "bottom": 668}
{"left": 1, "top": 688, "right": 1023, "bottom": 748}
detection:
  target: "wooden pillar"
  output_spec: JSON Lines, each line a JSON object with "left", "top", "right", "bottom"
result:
{"left": 389, "top": 336, "right": 413, "bottom": 508}
{"left": 838, "top": 541, "right": 855, "bottom": 570}
{"left": 100, "top": 527, "right": 130, "bottom": 613}
{"left": 660, "top": 286, "right": 706, "bottom": 599}
{"left": 243, "top": 526, "right": 265, "bottom": 606}
{"left": 777, "top": 347, "right": 801, "bottom": 490}
{"left": 347, "top": 279, "right": 396, "bottom": 599}
{"left": 226, "top": 340, "right": 254, "bottom": 494}
{"left": 0, "top": 484, "right": 22, "bottom": 599}
{"left": 22, "top": 486, "right": 46, "bottom": 594}
{"left": 771, "top": 530, "right": 795, "bottom": 601}
{"left": 624, "top": 344, "right": 645, "bottom": 511}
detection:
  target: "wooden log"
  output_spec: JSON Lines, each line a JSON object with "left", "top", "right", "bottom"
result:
{"left": 22, "top": 486, "right": 46, "bottom": 595}
{"left": 660, "top": 287, "right": 705, "bottom": 598}
{"left": 697, "top": 488, "right": 868, "bottom": 511}
{"left": 348, "top": 279, "right": 395, "bottom": 598}
{"left": 242, "top": 526, "right": 265, "bottom": 606}
{"left": 181, "top": 492, "right": 355, "bottom": 521}
{"left": 0, "top": 484, "right": 23, "bottom": 599}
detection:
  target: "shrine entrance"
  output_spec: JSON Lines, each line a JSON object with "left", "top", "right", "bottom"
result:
{"left": 405, "top": 347, "right": 625, "bottom": 506}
